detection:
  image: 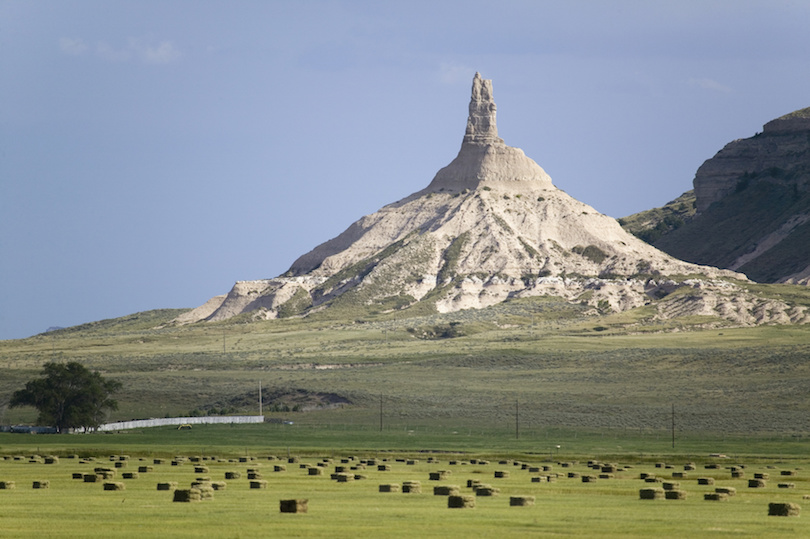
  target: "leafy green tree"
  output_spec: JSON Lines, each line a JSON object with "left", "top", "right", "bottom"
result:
{"left": 9, "top": 362, "right": 122, "bottom": 433}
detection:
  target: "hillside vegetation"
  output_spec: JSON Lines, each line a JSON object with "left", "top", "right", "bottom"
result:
{"left": 3, "top": 291, "right": 810, "bottom": 437}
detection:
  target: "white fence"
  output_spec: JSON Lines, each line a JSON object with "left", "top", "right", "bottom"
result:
{"left": 93, "top": 415, "right": 264, "bottom": 432}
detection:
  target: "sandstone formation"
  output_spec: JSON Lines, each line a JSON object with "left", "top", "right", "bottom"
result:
{"left": 625, "top": 107, "right": 810, "bottom": 285}
{"left": 693, "top": 107, "right": 810, "bottom": 212}
{"left": 179, "top": 74, "right": 810, "bottom": 327}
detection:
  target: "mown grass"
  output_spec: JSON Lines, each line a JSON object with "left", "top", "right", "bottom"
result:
{"left": 0, "top": 434, "right": 808, "bottom": 538}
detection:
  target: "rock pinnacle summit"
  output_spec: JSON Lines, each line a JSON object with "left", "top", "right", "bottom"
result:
{"left": 463, "top": 72, "right": 504, "bottom": 145}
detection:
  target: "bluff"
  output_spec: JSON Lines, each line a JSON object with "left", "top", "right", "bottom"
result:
{"left": 177, "top": 74, "right": 809, "bottom": 327}
{"left": 622, "top": 107, "right": 810, "bottom": 284}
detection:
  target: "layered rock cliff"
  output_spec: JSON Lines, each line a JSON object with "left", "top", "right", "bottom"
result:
{"left": 178, "top": 74, "right": 810, "bottom": 328}
{"left": 623, "top": 107, "right": 810, "bottom": 285}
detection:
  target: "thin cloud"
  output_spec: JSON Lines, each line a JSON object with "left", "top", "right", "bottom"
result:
{"left": 96, "top": 42, "right": 132, "bottom": 62}
{"left": 59, "top": 38, "right": 88, "bottom": 56}
{"left": 59, "top": 37, "right": 182, "bottom": 64}
{"left": 687, "top": 77, "right": 733, "bottom": 94}
{"left": 130, "top": 38, "right": 182, "bottom": 64}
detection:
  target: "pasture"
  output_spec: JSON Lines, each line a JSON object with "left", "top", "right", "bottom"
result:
{"left": 0, "top": 429, "right": 807, "bottom": 538}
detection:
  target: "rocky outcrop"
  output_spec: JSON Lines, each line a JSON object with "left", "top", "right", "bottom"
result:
{"left": 693, "top": 107, "right": 810, "bottom": 212}
{"left": 180, "top": 73, "right": 781, "bottom": 327}
{"left": 624, "top": 106, "right": 810, "bottom": 284}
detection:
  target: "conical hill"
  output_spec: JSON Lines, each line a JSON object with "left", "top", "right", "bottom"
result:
{"left": 177, "top": 74, "right": 810, "bottom": 327}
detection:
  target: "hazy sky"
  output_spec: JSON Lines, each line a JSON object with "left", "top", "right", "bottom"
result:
{"left": 2, "top": 1, "right": 809, "bottom": 340}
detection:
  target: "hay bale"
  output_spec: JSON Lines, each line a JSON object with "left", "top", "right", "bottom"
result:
{"left": 0, "top": 481, "right": 15, "bottom": 489}
{"left": 114, "top": 462, "right": 126, "bottom": 468}
{"left": 153, "top": 459, "right": 165, "bottom": 465}
{"left": 379, "top": 483, "right": 400, "bottom": 493}
{"left": 510, "top": 495, "right": 535, "bottom": 506}
{"left": 567, "top": 472, "right": 581, "bottom": 479}
{"left": 768, "top": 502, "right": 800, "bottom": 517}
{"left": 377, "top": 464, "right": 391, "bottom": 471}
{"left": 32, "top": 480, "right": 49, "bottom": 489}
{"left": 156, "top": 482, "right": 178, "bottom": 491}
{"left": 639, "top": 473, "right": 654, "bottom": 480}
{"left": 662, "top": 481, "right": 680, "bottom": 491}
{"left": 402, "top": 481, "right": 421, "bottom": 494}
{"left": 715, "top": 487, "right": 736, "bottom": 496}
{"left": 94, "top": 468, "right": 115, "bottom": 479}
{"left": 731, "top": 471, "right": 745, "bottom": 478}
{"left": 83, "top": 474, "right": 100, "bottom": 482}
{"left": 494, "top": 471, "right": 510, "bottom": 479}
{"left": 433, "top": 485, "right": 460, "bottom": 496}
{"left": 704, "top": 493, "right": 728, "bottom": 501}
{"left": 684, "top": 464, "right": 696, "bottom": 471}
{"left": 249, "top": 480, "right": 268, "bottom": 489}
{"left": 247, "top": 472, "right": 263, "bottom": 480}
{"left": 448, "top": 495, "right": 475, "bottom": 508}
{"left": 601, "top": 465, "right": 617, "bottom": 473}
{"left": 211, "top": 481, "right": 226, "bottom": 491}
{"left": 273, "top": 466, "right": 286, "bottom": 472}
{"left": 748, "top": 479, "right": 767, "bottom": 488}
{"left": 335, "top": 473, "right": 355, "bottom": 483}
{"left": 194, "top": 466, "right": 209, "bottom": 474}
{"left": 467, "top": 479, "right": 482, "bottom": 488}
{"left": 780, "top": 470, "right": 797, "bottom": 476}
{"left": 639, "top": 488, "right": 664, "bottom": 500}
{"left": 697, "top": 477, "right": 715, "bottom": 485}
{"left": 308, "top": 467, "right": 323, "bottom": 476}
{"left": 44, "top": 456, "right": 59, "bottom": 464}
{"left": 138, "top": 466, "right": 154, "bottom": 473}
{"left": 665, "top": 490, "right": 687, "bottom": 500}
{"left": 581, "top": 475, "right": 598, "bottom": 483}
{"left": 103, "top": 482, "right": 125, "bottom": 491}
{"left": 672, "top": 472, "right": 686, "bottom": 479}
{"left": 225, "top": 471, "right": 241, "bottom": 480}
{"left": 354, "top": 474, "right": 368, "bottom": 480}
{"left": 475, "top": 486, "right": 500, "bottom": 496}
{"left": 599, "top": 474, "right": 614, "bottom": 480}
{"left": 72, "top": 473, "right": 84, "bottom": 479}
{"left": 778, "top": 483, "right": 796, "bottom": 489}
{"left": 754, "top": 473, "right": 769, "bottom": 480}
{"left": 531, "top": 476, "right": 543, "bottom": 483}
{"left": 122, "top": 472, "right": 139, "bottom": 479}
{"left": 280, "top": 499, "right": 308, "bottom": 513}
{"left": 173, "top": 488, "right": 201, "bottom": 502}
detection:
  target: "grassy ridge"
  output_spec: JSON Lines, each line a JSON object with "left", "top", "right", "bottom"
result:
{"left": 3, "top": 295, "right": 810, "bottom": 438}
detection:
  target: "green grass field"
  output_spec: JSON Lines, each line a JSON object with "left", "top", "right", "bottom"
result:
{"left": 0, "top": 427, "right": 807, "bottom": 538}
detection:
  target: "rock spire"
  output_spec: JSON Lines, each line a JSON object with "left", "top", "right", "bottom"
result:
{"left": 463, "top": 72, "right": 504, "bottom": 145}
{"left": 422, "top": 72, "right": 552, "bottom": 193}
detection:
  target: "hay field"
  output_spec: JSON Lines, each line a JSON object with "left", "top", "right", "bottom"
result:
{"left": 0, "top": 448, "right": 807, "bottom": 538}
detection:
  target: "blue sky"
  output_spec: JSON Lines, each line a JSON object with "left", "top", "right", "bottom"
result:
{"left": 2, "top": 0, "right": 809, "bottom": 340}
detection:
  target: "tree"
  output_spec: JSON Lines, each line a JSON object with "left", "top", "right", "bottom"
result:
{"left": 9, "top": 362, "right": 122, "bottom": 433}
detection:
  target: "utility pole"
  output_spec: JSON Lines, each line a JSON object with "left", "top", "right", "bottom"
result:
{"left": 515, "top": 399, "right": 519, "bottom": 440}
{"left": 671, "top": 403, "right": 676, "bottom": 448}
{"left": 259, "top": 381, "right": 262, "bottom": 417}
